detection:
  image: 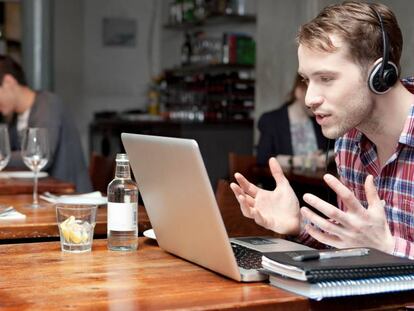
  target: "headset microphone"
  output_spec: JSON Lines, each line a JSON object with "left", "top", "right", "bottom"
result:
{"left": 368, "top": 8, "right": 399, "bottom": 94}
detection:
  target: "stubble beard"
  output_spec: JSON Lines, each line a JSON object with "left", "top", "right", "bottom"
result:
{"left": 321, "top": 86, "right": 373, "bottom": 139}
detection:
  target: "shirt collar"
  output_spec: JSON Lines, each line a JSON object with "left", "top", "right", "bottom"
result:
{"left": 402, "top": 76, "right": 414, "bottom": 94}
{"left": 399, "top": 104, "right": 414, "bottom": 147}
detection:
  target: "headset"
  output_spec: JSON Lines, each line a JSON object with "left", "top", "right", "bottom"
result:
{"left": 368, "top": 8, "right": 399, "bottom": 94}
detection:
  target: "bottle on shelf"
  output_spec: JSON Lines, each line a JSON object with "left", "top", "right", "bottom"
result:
{"left": 182, "top": 0, "right": 195, "bottom": 23}
{"left": 225, "top": 0, "right": 246, "bottom": 15}
{"left": 181, "top": 32, "right": 192, "bottom": 65}
{"left": 168, "top": 1, "right": 182, "bottom": 25}
{"left": 107, "top": 153, "right": 138, "bottom": 251}
{"left": 194, "top": 0, "right": 206, "bottom": 21}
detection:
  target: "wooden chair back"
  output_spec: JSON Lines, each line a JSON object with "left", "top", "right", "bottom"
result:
{"left": 89, "top": 152, "right": 115, "bottom": 194}
{"left": 228, "top": 152, "right": 257, "bottom": 183}
{"left": 215, "top": 179, "right": 281, "bottom": 238}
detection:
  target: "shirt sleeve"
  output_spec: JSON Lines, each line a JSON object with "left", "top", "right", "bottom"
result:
{"left": 393, "top": 237, "right": 414, "bottom": 259}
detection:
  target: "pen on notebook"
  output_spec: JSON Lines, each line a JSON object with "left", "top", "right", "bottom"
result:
{"left": 292, "top": 248, "right": 370, "bottom": 262}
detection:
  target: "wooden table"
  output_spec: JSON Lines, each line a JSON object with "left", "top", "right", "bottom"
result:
{"left": 0, "top": 238, "right": 413, "bottom": 310}
{"left": 0, "top": 176, "right": 75, "bottom": 195}
{"left": 0, "top": 195, "right": 151, "bottom": 241}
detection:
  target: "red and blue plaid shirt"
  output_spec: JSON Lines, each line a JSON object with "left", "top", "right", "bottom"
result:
{"left": 298, "top": 77, "right": 414, "bottom": 259}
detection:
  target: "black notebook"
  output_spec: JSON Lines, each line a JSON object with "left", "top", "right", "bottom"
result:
{"left": 262, "top": 248, "right": 414, "bottom": 283}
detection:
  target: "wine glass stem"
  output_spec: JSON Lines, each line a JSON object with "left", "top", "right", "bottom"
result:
{"left": 33, "top": 170, "right": 39, "bottom": 207}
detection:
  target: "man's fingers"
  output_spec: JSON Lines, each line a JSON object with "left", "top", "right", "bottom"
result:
{"left": 230, "top": 182, "right": 256, "bottom": 219}
{"left": 323, "top": 174, "right": 363, "bottom": 213}
{"left": 301, "top": 206, "right": 347, "bottom": 237}
{"left": 364, "top": 175, "right": 382, "bottom": 209}
{"left": 230, "top": 181, "right": 256, "bottom": 207}
{"left": 269, "top": 157, "right": 288, "bottom": 186}
{"left": 302, "top": 193, "right": 353, "bottom": 227}
{"left": 237, "top": 194, "right": 255, "bottom": 219}
{"left": 234, "top": 173, "right": 259, "bottom": 198}
{"left": 230, "top": 182, "right": 242, "bottom": 197}
{"left": 305, "top": 224, "right": 342, "bottom": 248}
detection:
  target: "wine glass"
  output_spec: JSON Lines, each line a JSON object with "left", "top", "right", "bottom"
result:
{"left": 0, "top": 125, "right": 11, "bottom": 172}
{"left": 0, "top": 125, "right": 11, "bottom": 212}
{"left": 21, "top": 128, "right": 49, "bottom": 208}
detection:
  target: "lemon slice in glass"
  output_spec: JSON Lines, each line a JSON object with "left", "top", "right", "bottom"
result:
{"left": 70, "top": 228, "right": 84, "bottom": 244}
{"left": 60, "top": 216, "right": 75, "bottom": 242}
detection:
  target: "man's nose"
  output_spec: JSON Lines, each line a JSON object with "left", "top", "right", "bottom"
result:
{"left": 305, "top": 86, "right": 324, "bottom": 110}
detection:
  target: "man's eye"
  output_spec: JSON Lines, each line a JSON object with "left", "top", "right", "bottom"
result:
{"left": 320, "top": 76, "right": 333, "bottom": 83}
{"left": 302, "top": 78, "right": 309, "bottom": 85}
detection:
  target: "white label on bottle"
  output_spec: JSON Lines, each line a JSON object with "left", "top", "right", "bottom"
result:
{"left": 108, "top": 202, "right": 137, "bottom": 231}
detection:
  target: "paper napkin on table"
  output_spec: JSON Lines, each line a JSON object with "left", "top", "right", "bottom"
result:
{"left": 40, "top": 191, "right": 107, "bottom": 205}
{"left": 0, "top": 209, "right": 26, "bottom": 220}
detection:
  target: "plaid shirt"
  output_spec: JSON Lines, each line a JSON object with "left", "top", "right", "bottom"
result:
{"left": 297, "top": 77, "right": 414, "bottom": 259}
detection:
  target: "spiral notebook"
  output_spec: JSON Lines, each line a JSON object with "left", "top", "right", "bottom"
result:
{"left": 263, "top": 248, "right": 414, "bottom": 300}
{"left": 268, "top": 273, "right": 414, "bottom": 300}
{"left": 262, "top": 248, "right": 414, "bottom": 283}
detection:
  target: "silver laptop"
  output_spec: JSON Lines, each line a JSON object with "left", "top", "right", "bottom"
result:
{"left": 121, "top": 133, "right": 313, "bottom": 282}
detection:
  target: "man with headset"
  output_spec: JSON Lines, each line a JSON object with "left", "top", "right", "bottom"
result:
{"left": 231, "top": 1, "right": 414, "bottom": 259}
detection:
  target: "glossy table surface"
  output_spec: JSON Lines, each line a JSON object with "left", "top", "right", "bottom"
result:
{"left": 0, "top": 238, "right": 413, "bottom": 310}
{"left": 0, "top": 194, "right": 151, "bottom": 241}
{"left": 0, "top": 176, "right": 75, "bottom": 195}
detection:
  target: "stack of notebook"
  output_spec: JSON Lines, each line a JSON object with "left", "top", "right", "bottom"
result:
{"left": 262, "top": 248, "right": 414, "bottom": 300}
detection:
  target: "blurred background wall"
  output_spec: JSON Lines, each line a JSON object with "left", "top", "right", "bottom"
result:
{"left": 11, "top": 0, "right": 414, "bottom": 158}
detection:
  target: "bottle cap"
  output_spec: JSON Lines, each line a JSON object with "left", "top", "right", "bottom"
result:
{"left": 116, "top": 153, "right": 129, "bottom": 162}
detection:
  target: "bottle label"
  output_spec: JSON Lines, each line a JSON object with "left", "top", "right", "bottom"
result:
{"left": 108, "top": 202, "right": 137, "bottom": 231}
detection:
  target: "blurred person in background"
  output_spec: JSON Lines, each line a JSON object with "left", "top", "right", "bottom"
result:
{"left": 0, "top": 55, "right": 92, "bottom": 192}
{"left": 257, "top": 73, "right": 331, "bottom": 170}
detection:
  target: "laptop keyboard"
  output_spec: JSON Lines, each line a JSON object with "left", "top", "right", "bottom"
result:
{"left": 231, "top": 243, "right": 262, "bottom": 270}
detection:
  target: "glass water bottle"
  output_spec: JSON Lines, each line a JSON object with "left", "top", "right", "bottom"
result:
{"left": 107, "top": 153, "right": 138, "bottom": 251}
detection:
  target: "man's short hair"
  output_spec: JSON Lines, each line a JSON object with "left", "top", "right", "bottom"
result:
{"left": 297, "top": 1, "right": 403, "bottom": 76}
{"left": 0, "top": 55, "right": 27, "bottom": 86}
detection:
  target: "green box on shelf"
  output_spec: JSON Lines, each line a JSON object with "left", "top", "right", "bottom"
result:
{"left": 236, "top": 37, "right": 255, "bottom": 65}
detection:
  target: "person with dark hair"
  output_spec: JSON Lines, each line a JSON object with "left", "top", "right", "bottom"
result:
{"left": 0, "top": 55, "right": 92, "bottom": 192}
{"left": 256, "top": 73, "right": 330, "bottom": 168}
{"left": 231, "top": 1, "right": 414, "bottom": 259}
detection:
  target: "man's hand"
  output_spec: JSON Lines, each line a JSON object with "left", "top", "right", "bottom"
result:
{"left": 301, "top": 174, "right": 395, "bottom": 253}
{"left": 230, "top": 157, "right": 301, "bottom": 235}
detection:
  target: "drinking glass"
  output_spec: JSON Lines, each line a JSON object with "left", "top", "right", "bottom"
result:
{"left": 56, "top": 204, "right": 97, "bottom": 253}
{"left": 21, "top": 128, "right": 49, "bottom": 208}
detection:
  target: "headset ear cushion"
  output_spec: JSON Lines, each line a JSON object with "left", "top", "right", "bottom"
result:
{"left": 368, "top": 60, "right": 399, "bottom": 94}
{"left": 383, "top": 64, "right": 398, "bottom": 87}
